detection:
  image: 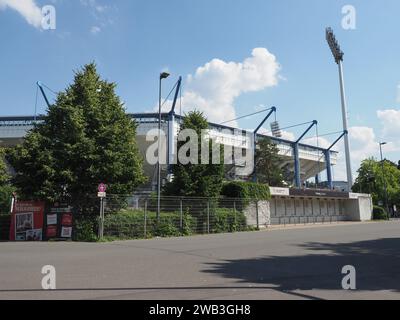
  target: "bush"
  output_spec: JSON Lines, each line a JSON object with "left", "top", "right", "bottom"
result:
{"left": 93, "top": 206, "right": 248, "bottom": 241}
{"left": 102, "top": 210, "right": 196, "bottom": 240}
{"left": 73, "top": 215, "right": 98, "bottom": 242}
{"left": 220, "top": 181, "right": 270, "bottom": 212}
{"left": 373, "top": 206, "right": 389, "bottom": 220}
{"left": 0, "top": 185, "right": 14, "bottom": 214}
{"left": 210, "top": 208, "right": 247, "bottom": 233}
{"left": 221, "top": 181, "right": 270, "bottom": 201}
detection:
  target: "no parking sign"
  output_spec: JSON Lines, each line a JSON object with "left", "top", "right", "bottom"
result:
{"left": 98, "top": 183, "right": 107, "bottom": 198}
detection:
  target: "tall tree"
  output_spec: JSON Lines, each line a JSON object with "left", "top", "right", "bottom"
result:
{"left": 353, "top": 158, "right": 400, "bottom": 207}
{"left": 252, "top": 137, "right": 284, "bottom": 186}
{"left": 0, "top": 149, "right": 8, "bottom": 186}
{"left": 7, "top": 63, "right": 145, "bottom": 212}
{"left": 0, "top": 148, "right": 13, "bottom": 213}
{"left": 163, "top": 111, "right": 224, "bottom": 198}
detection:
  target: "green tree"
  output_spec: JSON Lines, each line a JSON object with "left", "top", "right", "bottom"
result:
{"left": 0, "top": 148, "right": 14, "bottom": 213}
{"left": 163, "top": 111, "right": 224, "bottom": 198}
{"left": 0, "top": 149, "right": 9, "bottom": 186}
{"left": 353, "top": 158, "right": 400, "bottom": 207}
{"left": 252, "top": 137, "right": 284, "bottom": 186}
{"left": 7, "top": 63, "right": 145, "bottom": 213}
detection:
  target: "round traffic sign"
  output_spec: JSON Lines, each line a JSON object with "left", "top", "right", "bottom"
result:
{"left": 98, "top": 183, "right": 107, "bottom": 193}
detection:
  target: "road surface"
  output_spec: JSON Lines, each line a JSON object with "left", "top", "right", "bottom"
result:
{"left": 1, "top": 221, "right": 400, "bottom": 300}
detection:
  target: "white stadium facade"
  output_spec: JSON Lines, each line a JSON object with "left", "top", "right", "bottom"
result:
{"left": 0, "top": 112, "right": 338, "bottom": 191}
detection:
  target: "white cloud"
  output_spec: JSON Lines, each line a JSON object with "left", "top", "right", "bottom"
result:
{"left": 80, "top": 0, "right": 109, "bottom": 15}
{"left": 174, "top": 48, "right": 281, "bottom": 125}
{"left": 90, "top": 26, "right": 101, "bottom": 34}
{"left": 333, "top": 126, "right": 381, "bottom": 181}
{"left": 348, "top": 126, "right": 378, "bottom": 163}
{"left": 0, "top": 0, "right": 42, "bottom": 28}
{"left": 303, "top": 136, "right": 332, "bottom": 150}
{"left": 377, "top": 109, "right": 400, "bottom": 139}
{"left": 80, "top": 0, "right": 112, "bottom": 32}
{"left": 279, "top": 130, "right": 295, "bottom": 141}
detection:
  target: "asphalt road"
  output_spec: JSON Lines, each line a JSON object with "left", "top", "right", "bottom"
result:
{"left": 1, "top": 221, "right": 400, "bottom": 300}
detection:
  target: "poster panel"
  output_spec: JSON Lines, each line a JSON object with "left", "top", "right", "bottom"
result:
{"left": 9, "top": 201, "right": 45, "bottom": 241}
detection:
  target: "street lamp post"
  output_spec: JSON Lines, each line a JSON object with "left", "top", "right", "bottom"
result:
{"left": 379, "top": 142, "right": 390, "bottom": 216}
{"left": 157, "top": 72, "right": 170, "bottom": 220}
{"left": 326, "top": 27, "right": 353, "bottom": 190}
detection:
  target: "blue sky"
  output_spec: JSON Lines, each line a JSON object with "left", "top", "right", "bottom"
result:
{"left": 0, "top": 0, "right": 399, "bottom": 179}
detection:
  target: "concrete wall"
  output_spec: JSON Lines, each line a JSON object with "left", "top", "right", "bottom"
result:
{"left": 243, "top": 191, "right": 373, "bottom": 227}
{"left": 269, "top": 197, "right": 348, "bottom": 225}
{"left": 243, "top": 201, "right": 270, "bottom": 228}
{"left": 344, "top": 195, "right": 373, "bottom": 221}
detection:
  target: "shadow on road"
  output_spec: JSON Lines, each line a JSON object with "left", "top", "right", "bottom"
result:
{"left": 203, "top": 238, "right": 400, "bottom": 292}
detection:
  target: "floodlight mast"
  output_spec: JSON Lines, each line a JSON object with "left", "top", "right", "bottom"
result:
{"left": 326, "top": 27, "right": 353, "bottom": 190}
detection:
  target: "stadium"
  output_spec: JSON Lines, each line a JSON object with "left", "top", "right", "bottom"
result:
{"left": 0, "top": 110, "right": 338, "bottom": 191}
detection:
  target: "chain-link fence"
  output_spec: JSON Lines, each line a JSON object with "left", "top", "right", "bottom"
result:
{"left": 91, "top": 195, "right": 258, "bottom": 241}
{"left": 0, "top": 194, "right": 352, "bottom": 242}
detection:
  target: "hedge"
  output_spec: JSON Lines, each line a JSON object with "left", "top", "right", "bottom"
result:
{"left": 209, "top": 208, "right": 247, "bottom": 233}
{"left": 72, "top": 206, "right": 250, "bottom": 242}
{"left": 0, "top": 185, "right": 13, "bottom": 214}
{"left": 101, "top": 210, "right": 196, "bottom": 240}
{"left": 221, "top": 181, "right": 271, "bottom": 201}
{"left": 373, "top": 205, "right": 389, "bottom": 220}
{"left": 73, "top": 214, "right": 98, "bottom": 242}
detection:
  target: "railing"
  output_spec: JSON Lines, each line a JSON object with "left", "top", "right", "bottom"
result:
{"left": 96, "top": 195, "right": 255, "bottom": 241}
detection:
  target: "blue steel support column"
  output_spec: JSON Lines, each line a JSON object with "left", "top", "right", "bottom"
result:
{"left": 325, "top": 130, "right": 347, "bottom": 190}
{"left": 294, "top": 143, "right": 301, "bottom": 188}
{"left": 325, "top": 150, "right": 333, "bottom": 189}
{"left": 167, "top": 77, "right": 182, "bottom": 174}
{"left": 293, "top": 120, "right": 318, "bottom": 188}
{"left": 36, "top": 81, "right": 51, "bottom": 108}
{"left": 167, "top": 112, "right": 174, "bottom": 174}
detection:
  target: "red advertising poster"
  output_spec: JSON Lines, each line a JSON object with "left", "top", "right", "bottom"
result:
{"left": 9, "top": 201, "right": 45, "bottom": 241}
{"left": 46, "top": 225, "right": 57, "bottom": 238}
{"left": 61, "top": 213, "right": 73, "bottom": 226}
{"left": 46, "top": 204, "right": 74, "bottom": 240}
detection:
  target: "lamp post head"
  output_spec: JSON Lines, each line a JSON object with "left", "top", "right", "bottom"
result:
{"left": 160, "top": 72, "right": 170, "bottom": 80}
{"left": 380, "top": 142, "right": 387, "bottom": 146}
{"left": 326, "top": 27, "right": 344, "bottom": 64}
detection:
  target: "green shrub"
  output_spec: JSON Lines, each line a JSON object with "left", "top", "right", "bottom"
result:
{"left": 0, "top": 185, "right": 14, "bottom": 214}
{"left": 373, "top": 206, "right": 389, "bottom": 220}
{"left": 102, "top": 210, "right": 144, "bottom": 240}
{"left": 73, "top": 215, "right": 98, "bottom": 242}
{"left": 153, "top": 218, "right": 180, "bottom": 237}
{"left": 74, "top": 205, "right": 250, "bottom": 242}
{"left": 221, "top": 181, "right": 270, "bottom": 201}
{"left": 220, "top": 181, "right": 270, "bottom": 213}
{"left": 210, "top": 208, "right": 247, "bottom": 233}
{"left": 181, "top": 208, "right": 196, "bottom": 236}
{"left": 102, "top": 210, "right": 196, "bottom": 240}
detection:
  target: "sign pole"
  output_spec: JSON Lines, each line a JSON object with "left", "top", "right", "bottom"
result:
{"left": 97, "top": 183, "right": 107, "bottom": 239}
{"left": 99, "top": 197, "right": 104, "bottom": 239}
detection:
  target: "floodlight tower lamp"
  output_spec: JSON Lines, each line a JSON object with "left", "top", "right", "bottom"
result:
{"left": 325, "top": 27, "right": 353, "bottom": 190}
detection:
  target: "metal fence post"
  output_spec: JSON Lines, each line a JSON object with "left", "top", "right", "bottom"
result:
{"left": 256, "top": 200, "right": 259, "bottom": 230}
{"left": 102, "top": 198, "right": 105, "bottom": 238}
{"left": 180, "top": 198, "right": 183, "bottom": 233}
{"left": 207, "top": 200, "right": 210, "bottom": 234}
{"left": 144, "top": 199, "right": 147, "bottom": 239}
{"left": 98, "top": 197, "right": 103, "bottom": 239}
{"left": 233, "top": 200, "right": 237, "bottom": 230}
